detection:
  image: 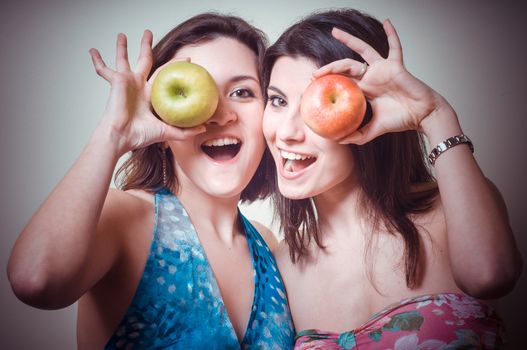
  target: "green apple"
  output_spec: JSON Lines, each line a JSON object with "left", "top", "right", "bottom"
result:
{"left": 151, "top": 61, "right": 219, "bottom": 127}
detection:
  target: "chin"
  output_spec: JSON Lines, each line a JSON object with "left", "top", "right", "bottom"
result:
{"left": 277, "top": 181, "right": 314, "bottom": 201}
{"left": 203, "top": 176, "right": 249, "bottom": 199}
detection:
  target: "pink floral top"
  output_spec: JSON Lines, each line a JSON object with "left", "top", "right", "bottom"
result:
{"left": 294, "top": 293, "right": 503, "bottom": 349}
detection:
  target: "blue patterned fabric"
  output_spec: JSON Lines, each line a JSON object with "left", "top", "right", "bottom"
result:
{"left": 104, "top": 188, "right": 294, "bottom": 349}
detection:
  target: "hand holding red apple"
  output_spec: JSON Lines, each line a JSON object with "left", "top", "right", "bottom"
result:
{"left": 310, "top": 20, "right": 453, "bottom": 145}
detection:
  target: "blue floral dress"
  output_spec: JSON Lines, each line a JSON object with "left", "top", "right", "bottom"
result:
{"left": 104, "top": 188, "right": 294, "bottom": 349}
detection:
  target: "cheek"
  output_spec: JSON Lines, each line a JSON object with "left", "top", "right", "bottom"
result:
{"left": 328, "top": 146, "right": 355, "bottom": 176}
{"left": 167, "top": 141, "right": 195, "bottom": 172}
{"left": 168, "top": 139, "right": 192, "bottom": 157}
{"left": 240, "top": 104, "right": 265, "bottom": 152}
{"left": 246, "top": 116, "right": 264, "bottom": 144}
{"left": 243, "top": 102, "right": 263, "bottom": 125}
{"left": 262, "top": 110, "right": 276, "bottom": 143}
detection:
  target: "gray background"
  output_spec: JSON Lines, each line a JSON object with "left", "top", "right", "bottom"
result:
{"left": 1, "top": 0, "right": 526, "bottom": 348}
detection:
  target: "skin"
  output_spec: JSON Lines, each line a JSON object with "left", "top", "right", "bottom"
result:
{"left": 7, "top": 31, "right": 276, "bottom": 348}
{"left": 263, "top": 20, "right": 522, "bottom": 333}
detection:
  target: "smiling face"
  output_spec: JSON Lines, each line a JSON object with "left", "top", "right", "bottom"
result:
{"left": 263, "top": 56, "right": 356, "bottom": 200}
{"left": 166, "top": 37, "right": 266, "bottom": 199}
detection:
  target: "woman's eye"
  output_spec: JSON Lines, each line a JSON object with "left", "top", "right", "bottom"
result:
{"left": 268, "top": 95, "right": 287, "bottom": 108}
{"left": 230, "top": 88, "right": 254, "bottom": 98}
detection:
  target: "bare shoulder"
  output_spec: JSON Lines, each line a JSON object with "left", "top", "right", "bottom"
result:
{"left": 98, "top": 188, "right": 154, "bottom": 238}
{"left": 104, "top": 188, "right": 153, "bottom": 212}
{"left": 250, "top": 220, "right": 279, "bottom": 252}
{"left": 105, "top": 187, "right": 154, "bottom": 206}
{"left": 272, "top": 240, "right": 298, "bottom": 282}
{"left": 90, "top": 187, "right": 156, "bottom": 287}
{"left": 79, "top": 189, "right": 156, "bottom": 347}
{"left": 273, "top": 239, "right": 291, "bottom": 266}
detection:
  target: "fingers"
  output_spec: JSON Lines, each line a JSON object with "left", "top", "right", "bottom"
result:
{"left": 313, "top": 58, "right": 367, "bottom": 79}
{"left": 115, "top": 33, "right": 131, "bottom": 72}
{"left": 332, "top": 27, "right": 382, "bottom": 64}
{"left": 136, "top": 29, "right": 153, "bottom": 78}
{"left": 91, "top": 30, "right": 154, "bottom": 82}
{"left": 383, "top": 19, "right": 403, "bottom": 63}
{"left": 338, "top": 121, "right": 385, "bottom": 145}
{"left": 161, "top": 124, "right": 207, "bottom": 142}
{"left": 89, "top": 48, "right": 114, "bottom": 82}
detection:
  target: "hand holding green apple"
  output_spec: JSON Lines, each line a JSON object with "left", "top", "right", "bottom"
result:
{"left": 89, "top": 31, "right": 209, "bottom": 156}
{"left": 151, "top": 61, "right": 219, "bottom": 128}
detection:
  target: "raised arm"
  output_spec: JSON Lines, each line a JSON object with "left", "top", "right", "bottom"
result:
{"left": 314, "top": 19, "right": 522, "bottom": 298}
{"left": 7, "top": 30, "right": 204, "bottom": 309}
{"left": 419, "top": 97, "right": 522, "bottom": 298}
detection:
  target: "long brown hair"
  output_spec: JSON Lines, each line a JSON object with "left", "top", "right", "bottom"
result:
{"left": 262, "top": 9, "right": 438, "bottom": 287}
{"left": 115, "top": 13, "right": 271, "bottom": 202}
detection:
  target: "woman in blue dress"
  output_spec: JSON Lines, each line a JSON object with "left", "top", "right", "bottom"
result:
{"left": 7, "top": 13, "right": 294, "bottom": 349}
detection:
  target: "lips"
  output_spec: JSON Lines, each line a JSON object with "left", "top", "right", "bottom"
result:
{"left": 280, "top": 149, "right": 316, "bottom": 174}
{"left": 201, "top": 137, "right": 242, "bottom": 162}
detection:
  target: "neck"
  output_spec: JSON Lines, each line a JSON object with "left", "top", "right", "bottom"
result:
{"left": 313, "top": 175, "right": 364, "bottom": 245}
{"left": 174, "top": 174, "right": 242, "bottom": 246}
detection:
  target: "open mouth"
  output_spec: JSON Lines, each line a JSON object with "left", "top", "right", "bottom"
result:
{"left": 281, "top": 150, "right": 316, "bottom": 173}
{"left": 201, "top": 137, "right": 242, "bottom": 162}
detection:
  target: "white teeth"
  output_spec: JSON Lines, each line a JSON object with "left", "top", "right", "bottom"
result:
{"left": 203, "top": 137, "right": 240, "bottom": 147}
{"left": 280, "top": 150, "right": 312, "bottom": 161}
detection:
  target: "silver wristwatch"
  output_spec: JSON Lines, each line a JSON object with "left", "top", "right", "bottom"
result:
{"left": 428, "top": 134, "right": 474, "bottom": 165}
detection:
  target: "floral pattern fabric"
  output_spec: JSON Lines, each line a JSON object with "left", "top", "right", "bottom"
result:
{"left": 104, "top": 188, "right": 294, "bottom": 349}
{"left": 295, "top": 293, "right": 503, "bottom": 349}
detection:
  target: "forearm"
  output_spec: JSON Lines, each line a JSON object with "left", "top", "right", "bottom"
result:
{"left": 7, "top": 125, "right": 123, "bottom": 307}
{"left": 420, "top": 101, "right": 521, "bottom": 297}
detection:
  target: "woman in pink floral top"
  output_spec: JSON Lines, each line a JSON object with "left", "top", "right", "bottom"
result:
{"left": 261, "top": 8, "right": 521, "bottom": 349}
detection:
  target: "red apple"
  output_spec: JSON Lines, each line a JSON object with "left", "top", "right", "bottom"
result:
{"left": 300, "top": 74, "right": 366, "bottom": 140}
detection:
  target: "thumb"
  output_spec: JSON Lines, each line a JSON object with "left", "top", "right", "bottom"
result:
{"left": 338, "top": 121, "right": 384, "bottom": 145}
{"left": 159, "top": 123, "right": 206, "bottom": 142}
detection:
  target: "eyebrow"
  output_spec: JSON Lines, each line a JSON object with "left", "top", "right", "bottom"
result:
{"left": 267, "top": 86, "right": 287, "bottom": 98}
{"left": 230, "top": 75, "right": 259, "bottom": 84}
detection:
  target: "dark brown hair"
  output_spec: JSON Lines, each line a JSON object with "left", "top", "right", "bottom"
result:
{"left": 262, "top": 9, "right": 438, "bottom": 287}
{"left": 115, "top": 13, "right": 270, "bottom": 202}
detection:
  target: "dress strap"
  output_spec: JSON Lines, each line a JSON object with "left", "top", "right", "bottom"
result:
{"left": 237, "top": 212, "right": 295, "bottom": 348}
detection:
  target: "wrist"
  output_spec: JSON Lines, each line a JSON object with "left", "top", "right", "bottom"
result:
{"left": 418, "top": 98, "right": 463, "bottom": 146}
{"left": 90, "top": 121, "right": 130, "bottom": 159}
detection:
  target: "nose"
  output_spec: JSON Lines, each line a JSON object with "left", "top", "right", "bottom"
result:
{"left": 276, "top": 105, "right": 305, "bottom": 143}
{"left": 205, "top": 96, "right": 237, "bottom": 127}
